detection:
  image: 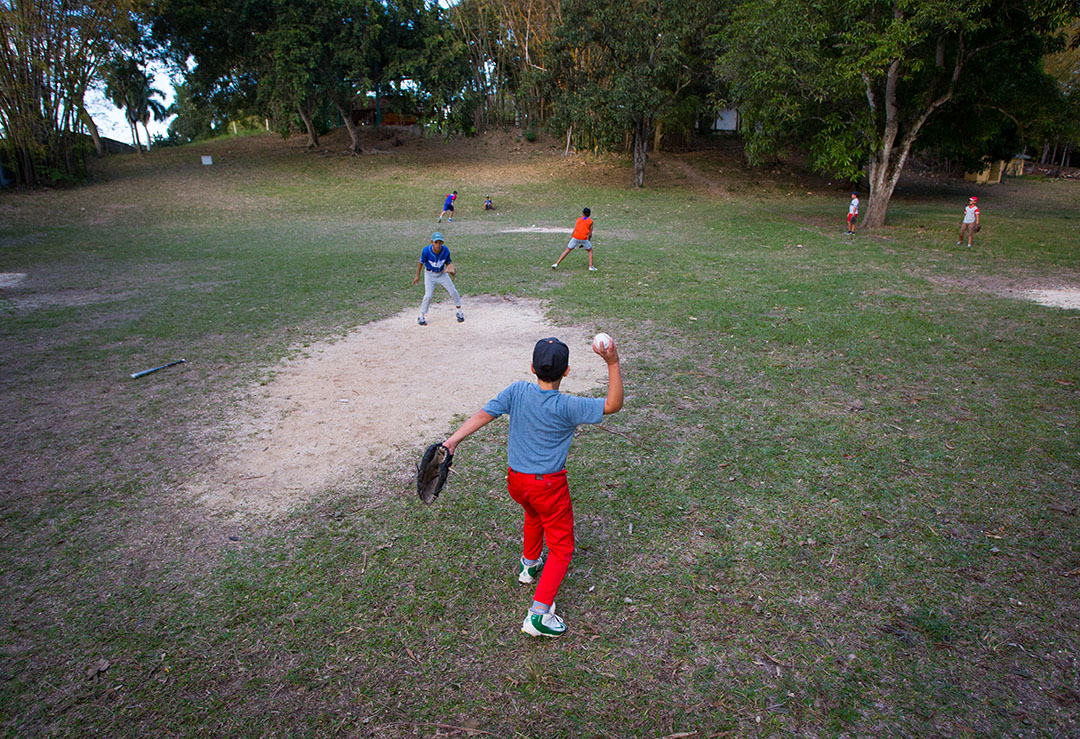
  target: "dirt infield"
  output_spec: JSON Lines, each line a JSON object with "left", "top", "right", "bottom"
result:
{"left": 187, "top": 295, "right": 610, "bottom": 517}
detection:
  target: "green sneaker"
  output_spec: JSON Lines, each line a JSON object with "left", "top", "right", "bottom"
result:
{"left": 518, "top": 555, "right": 544, "bottom": 584}
{"left": 522, "top": 608, "right": 566, "bottom": 638}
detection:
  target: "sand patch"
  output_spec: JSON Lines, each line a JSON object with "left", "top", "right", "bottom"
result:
{"left": 189, "top": 295, "right": 611, "bottom": 518}
{"left": 1022, "top": 288, "right": 1080, "bottom": 310}
{"left": 501, "top": 226, "right": 568, "bottom": 234}
{"left": 921, "top": 268, "right": 1080, "bottom": 312}
{"left": 0, "top": 272, "right": 28, "bottom": 289}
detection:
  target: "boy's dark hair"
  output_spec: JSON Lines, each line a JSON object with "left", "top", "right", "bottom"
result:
{"left": 582, "top": 207, "right": 591, "bottom": 216}
{"left": 533, "top": 337, "right": 569, "bottom": 381}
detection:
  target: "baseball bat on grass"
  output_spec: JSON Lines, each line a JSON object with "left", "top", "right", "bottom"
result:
{"left": 130, "top": 359, "right": 185, "bottom": 379}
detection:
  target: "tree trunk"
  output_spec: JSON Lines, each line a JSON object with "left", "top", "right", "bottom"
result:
{"left": 333, "top": 100, "right": 361, "bottom": 153}
{"left": 632, "top": 118, "right": 650, "bottom": 188}
{"left": 298, "top": 102, "right": 319, "bottom": 148}
{"left": 864, "top": 157, "right": 898, "bottom": 228}
{"left": 79, "top": 106, "right": 104, "bottom": 157}
{"left": 860, "top": 39, "right": 962, "bottom": 229}
{"left": 132, "top": 123, "right": 142, "bottom": 155}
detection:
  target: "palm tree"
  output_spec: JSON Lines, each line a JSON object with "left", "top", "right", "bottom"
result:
{"left": 138, "top": 88, "right": 169, "bottom": 150}
{"left": 103, "top": 58, "right": 168, "bottom": 153}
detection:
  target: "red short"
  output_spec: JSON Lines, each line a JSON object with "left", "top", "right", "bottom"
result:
{"left": 847, "top": 213, "right": 857, "bottom": 225}
{"left": 506, "top": 467, "right": 574, "bottom": 607}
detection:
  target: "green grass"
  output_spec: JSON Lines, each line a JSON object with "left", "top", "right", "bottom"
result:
{"left": 1, "top": 131, "right": 1078, "bottom": 736}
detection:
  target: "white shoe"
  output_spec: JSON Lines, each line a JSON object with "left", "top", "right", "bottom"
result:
{"left": 588, "top": 266, "right": 598, "bottom": 271}
{"left": 518, "top": 555, "right": 544, "bottom": 584}
{"left": 551, "top": 263, "right": 558, "bottom": 269}
{"left": 522, "top": 608, "right": 566, "bottom": 637}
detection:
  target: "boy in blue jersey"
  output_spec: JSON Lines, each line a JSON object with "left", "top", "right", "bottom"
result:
{"left": 438, "top": 190, "right": 457, "bottom": 222}
{"left": 443, "top": 336, "right": 624, "bottom": 637}
{"left": 411, "top": 232, "right": 463, "bottom": 325}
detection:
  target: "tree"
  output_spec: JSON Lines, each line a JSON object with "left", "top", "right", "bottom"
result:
{"left": 545, "top": 0, "right": 713, "bottom": 187}
{"left": 315, "top": 0, "right": 382, "bottom": 152}
{"left": 152, "top": 0, "right": 469, "bottom": 151}
{"left": 1037, "top": 23, "right": 1080, "bottom": 167}
{"left": 102, "top": 56, "right": 168, "bottom": 152}
{"left": 719, "top": 0, "right": 1079, "bottom": 228}
{"left": 449, "top": 0, "right": 562, "bottom": 132}
{"left": 159, "top": 81, "right": 221, "bottom": 145}
{"left": 0, "top": 0, "right": 139, "bottom": 184}
{"left": 254, "top": 0, "right": 333, "bottom": 148}
{"left": 150, "top": 0, "right": 268, "bottom": 131}
{"left": 384, "top": 0, "right": 474, "bottom": 135}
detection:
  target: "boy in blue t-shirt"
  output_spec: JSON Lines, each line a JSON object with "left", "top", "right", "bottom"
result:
{"left": 411, "top": 232, "right": 463, "bottom": 325}
{"left": 443, "top": 336, "right": 623, "bottom": 638}
{"left": 437, "top": 190, "right": 457, "bottom": 222}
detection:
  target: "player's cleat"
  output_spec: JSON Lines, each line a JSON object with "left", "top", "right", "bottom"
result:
{"left": 588, "top": 266, "right": 598, "bottom": 271}
{"left": 522, "top": 608, "right": 565, "bottom": 638}
{"left": 457, "top": 311, "right": 465, "bottom": 323}
{"left": 551, "top": 263, "right": 558, "bottom": 269}
{"left": 448, "top": 218, "right": 453, "bottom": 222}
{"left": 418, "top": 316, "right": 427, "bottom": 326}
{"left": 956, "top": 240, "right": 962, "bottom": 245}
{"left": 518, "top": 555, "right": 544, "bottom": 584}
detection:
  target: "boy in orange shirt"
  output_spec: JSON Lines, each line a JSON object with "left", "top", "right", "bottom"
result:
{"left": 551, "top": 208, "right": 597, "bottom": 271}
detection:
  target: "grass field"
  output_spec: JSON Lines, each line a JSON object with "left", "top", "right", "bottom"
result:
{"left": 1, "top": 128, "right": 1078, "bottom": 737}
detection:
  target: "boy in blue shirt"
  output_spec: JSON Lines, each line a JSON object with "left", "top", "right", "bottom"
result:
{"left": 443, "top": 336, "right": 624, "bottom": 637}
{"left": 411, "top": 232, "right": 463, "bottom": 325}
{"left": 438, "top": 190, "right": 457, "bottom": 222}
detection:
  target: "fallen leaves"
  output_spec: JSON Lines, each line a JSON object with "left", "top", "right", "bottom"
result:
{"left": 86, "top": 658, "right": 110, "bottom": 679}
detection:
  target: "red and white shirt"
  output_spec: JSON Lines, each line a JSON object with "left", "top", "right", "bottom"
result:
{"left": 963, "top": 204, "right": 979, "bottom": 223}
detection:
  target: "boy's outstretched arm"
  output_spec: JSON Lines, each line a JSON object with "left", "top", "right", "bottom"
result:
{"left": 443, "top": 410, "right": 496, "bottom": 453}
{"left": 594, "top": 341, "right": 623, "bottom": 414}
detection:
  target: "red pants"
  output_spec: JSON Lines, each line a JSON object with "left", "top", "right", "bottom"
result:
{"left": 507, "top": 468, "right": 575, "bottom": 607}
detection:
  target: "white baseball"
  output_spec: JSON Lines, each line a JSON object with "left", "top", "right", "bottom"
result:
{"left": 593, "top": 332, "right": 612, "bottom": 351}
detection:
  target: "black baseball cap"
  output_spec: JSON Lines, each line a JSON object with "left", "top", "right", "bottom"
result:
{"left": 533, "top": 337, "right": 569, "bottom": 378}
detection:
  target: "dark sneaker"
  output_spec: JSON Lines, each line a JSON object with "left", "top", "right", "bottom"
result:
{"left": 418, "top": 316, "right": 427, "bottom": 326}
{"left": 457, "top": 311, "right": 465, "bottom": 323}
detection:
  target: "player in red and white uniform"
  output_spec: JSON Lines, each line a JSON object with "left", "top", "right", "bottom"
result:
{"left": 957, "top": 196, "right": 980, "bottom": 247}
{"left": 846, "top": 193, "right": 859, "bottom": 235}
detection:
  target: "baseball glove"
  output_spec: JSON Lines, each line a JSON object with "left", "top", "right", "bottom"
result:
{"left": 975, "top": 224, "right": 981, "bottom": 233}
{"left": 416, "top": 443, "right": 453, "bottom": 503}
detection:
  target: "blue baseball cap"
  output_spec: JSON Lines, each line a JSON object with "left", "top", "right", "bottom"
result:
{"left": 431, "top": 232, "right": 445, "bottom": 242}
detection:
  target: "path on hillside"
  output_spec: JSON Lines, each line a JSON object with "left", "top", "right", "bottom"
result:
{"left": 665, "top": 156, "right": 729, "bottom": 197}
